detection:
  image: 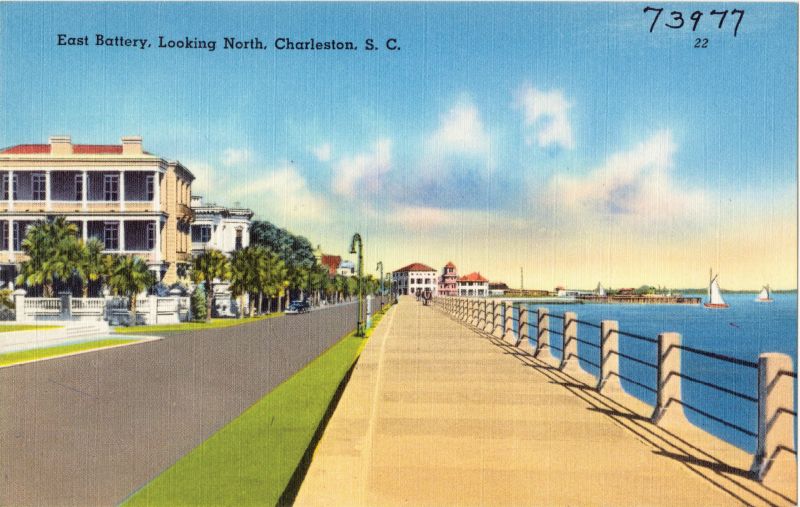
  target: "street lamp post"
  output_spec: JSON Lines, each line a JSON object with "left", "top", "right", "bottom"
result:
{"left": 376, "top": 261, "right": 384, "bottom": 301}
{"left": 350, "top": 233, "right": 364, "bottom": 337}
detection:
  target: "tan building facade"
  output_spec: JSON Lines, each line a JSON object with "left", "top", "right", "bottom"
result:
{"left": 0, "top": 136, "right": 194, "bottom": 284}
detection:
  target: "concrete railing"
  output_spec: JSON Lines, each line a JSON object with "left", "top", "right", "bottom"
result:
{"left": 432, "top": 296, "right": 797, "bottom": 489}
{"left": 14, "top": 293, "right": 191, "bottom": 325}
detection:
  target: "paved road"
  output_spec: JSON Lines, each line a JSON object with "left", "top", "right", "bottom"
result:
{"left": 0, "top": 302, "right": 357, "bottom": 506}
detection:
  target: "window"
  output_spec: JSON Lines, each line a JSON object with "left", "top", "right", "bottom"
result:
{"left": 2, "top": 174, "right": 17, "bottom": 200}
{"left": 31, "top": 173, "right": 46, "bottom": 201}
{"left": 235, "top": 228, "right": 243, "bottom": 251}
{"left": 103, "top": 222, "right": 119, "bottom": 250}
{"left": 146, "top": 222, "right": 156, "bottom": 250}
{"left": 1, "top": 222, "right": 7, "bottom": 251}
{"left": 192, "top": 225, "right": 211, "bottom": 243}
{"left": 103, "top": 174, "right": 119, "bottom": 201}
{"left": 74, "top": 174, "right": 83, "bottom": 201}
{"left": 146, "top": 175, "right": 155, "bottom": 201}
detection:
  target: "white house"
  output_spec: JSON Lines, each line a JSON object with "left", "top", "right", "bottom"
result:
{"left": 190, "top": 195, "right": 253, "bottom": 256}
{"left": 392, "top": 262, "right": 437, "bottom": 296}
{"left": 190, "top": 195, "right": 254, "bottom": 316}
{"left": 457, "top": 272, "right": 489, "bottom": 297}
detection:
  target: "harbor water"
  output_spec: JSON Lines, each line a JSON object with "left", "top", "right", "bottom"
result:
{"left": 511, "top": 293, "right": 797, "bottom": 453}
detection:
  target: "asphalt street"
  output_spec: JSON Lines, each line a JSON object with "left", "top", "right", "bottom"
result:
{"left": 0, "top": 301, "right": 357, "bottom": 506}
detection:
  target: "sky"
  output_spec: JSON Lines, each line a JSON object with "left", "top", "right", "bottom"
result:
{"left": 0, "top": 2, "right": 796, "bottom": 290}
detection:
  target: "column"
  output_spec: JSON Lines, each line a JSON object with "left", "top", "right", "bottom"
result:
{"left": 535, "top": 308, "right": 558, "bottom": 366}
{"left": 598, "top": 320, "right": 621, "bottom": 393}
{"left": 82, "top": 219, "right": 88, "bottom": 243}
{"left": 119, "top": 171, "right": 125, "bottom": 211}
{"left": 517, "top": 304, "right": 529, "bottom": 348}
{"left": 492, "top": 301, "right": 504, "bottom": 338}
{"left": 483, "top": 299, "right": 494, "bottom": 333}
{"left": 8, "top": 219, "right": 14, "bottom": 262}
{"left": 82, "top": 171, "right": 88, "bottom": 210}
{"left": 154, "top": 219, "right": 162, "bottom": 263}
{"left": 45, "top": 171, "right": 51, "bottom": 211}
{"left": 751, "top": 353, "right": 796, "bottom": 489}
{"left": 652, "top": 332, "right": 687, "bottom": 425}
{"left": 7, "top": 170, "right": 13, "bottom": 211}
{"left": 153, "top": 171, "right": 161, "bottom": 210}
{"left": 118, "top": 220, "right": 125, "bottom": 252}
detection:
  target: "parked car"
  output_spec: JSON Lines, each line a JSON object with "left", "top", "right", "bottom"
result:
{"left": 285, "top": 300, "right": 311, "bottom": 314}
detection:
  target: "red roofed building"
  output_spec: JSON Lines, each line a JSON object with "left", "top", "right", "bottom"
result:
{"left": 438, "top": 261, "right": 458, "bottom": 296}
{"left": 319, "top": 254, "right": 342, "bottom": 276}
{"left": 392, "top": 262, "right": 437, "bottom": 296}
{"left": 457, "top": 272, "right": 489, "bottom": 297}
{"left": 0, "top": 136, "right": 195, "bottom": 285}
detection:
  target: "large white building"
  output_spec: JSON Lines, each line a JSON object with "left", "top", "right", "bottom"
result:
{"left": 190, "top": 195, "right": 253, "bottom": 256}
{"left": 392, "top": 262, "right": 437, "bottom": 296}
{"left": 457, "top": 272, "right": 489, "bottom": 297}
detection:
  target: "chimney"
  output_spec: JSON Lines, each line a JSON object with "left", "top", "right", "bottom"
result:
{"left": 121, "top": 136, "right": 143, "bottom": 155}
{"left": 49, "top": 136, "right": 72, "bottom": 155}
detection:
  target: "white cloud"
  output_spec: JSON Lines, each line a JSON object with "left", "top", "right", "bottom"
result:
{"left": 430, "top": 98, "right": 491, "bottom": 155}
{"left": 311, "top": 142, "right": 332, "bottom": 162}
{"left": 545, "top": 130, "right": 707, "bottom": 220}
{"left": 516, "top": 85, "right": 574, "bottom": 150}
{"left": 221, "top": 148, "right": 251, "bottom": 167}
{"left": 386, "top": 205, "right": 528, "bottom": 232}
{"left": 332, "top": 138, "right": 392, "bottom": 197}
{"left": 231, "top": 165, "right": 329, "bottom": 223}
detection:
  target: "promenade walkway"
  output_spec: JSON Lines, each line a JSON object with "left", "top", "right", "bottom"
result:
{"left": 295, "top": 296, "right": 793, "bottom": 506}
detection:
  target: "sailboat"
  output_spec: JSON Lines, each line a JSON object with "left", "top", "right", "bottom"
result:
{"left": 704, "top": 269, "right": 729, "bottom": 309}
{"left": 755, "top": 285, "right": 774, "bottom": 303}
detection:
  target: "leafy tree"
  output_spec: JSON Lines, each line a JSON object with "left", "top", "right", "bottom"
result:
{"left": 16, "top": 217, "right": 83, "bottom": 296}
{"left": 250, "top": 220, "right": 316, "bottom": 271}
{"left": 77, "top": 238, "right": 112, "bottom": 297}
{"left": 108, "top": 256, "right": 156, "bottom": 322}
{"left": 191, "top": 284, "right": 207, "bottom": 321}
{"left": 191, "top": 249, "right": 231, "bottom": 322}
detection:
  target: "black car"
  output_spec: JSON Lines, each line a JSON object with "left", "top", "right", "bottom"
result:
{"left": 285, "top": 300, "right": 312, "bottom": 314}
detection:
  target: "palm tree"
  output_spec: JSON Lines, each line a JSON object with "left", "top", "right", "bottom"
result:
{"left": 16, "top": 217, "right": 82, "bottom": 296}
{"left": 191, "top": 249, "right": 231, "bottom": 322}
{"left": 230, "top": 246, "right": 267, "bottom": 318}
{"left": 108, "top": 256, "right": 156, "bottom": 322}
{"left": 270, "top": 255, "right": 289, "bottom": 312}
{"left": 77, "top": 239, "right": 111, "bottom": 297}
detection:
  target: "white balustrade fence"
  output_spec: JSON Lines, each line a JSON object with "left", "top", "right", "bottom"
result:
{"left": 14, "top": 293, "right": 191, "bottom": 325}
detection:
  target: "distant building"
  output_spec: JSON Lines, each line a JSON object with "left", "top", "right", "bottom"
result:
{"left": 392, "top": 262, "right": 437, "bottom": 296}
{"left": 190, "top": 196, "right": 253, "bottom": 256}
{"left": 488, "top": 282, "right": 509, "bottom": 296}
{"left": 337, "top": 259, "right": 356, "bottom": 277}
{"left": 457, "top": 272, "right": 489, "bottom": 297}
{"left": 438, "top": 261, "right": 458, "bottom": 296}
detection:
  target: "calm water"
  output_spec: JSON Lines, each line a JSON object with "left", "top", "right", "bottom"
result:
{"left": 508, "top": 293, "right": 797, "bottom": 452}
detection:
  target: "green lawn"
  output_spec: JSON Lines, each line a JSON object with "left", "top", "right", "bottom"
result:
{"left": 123, "top": 305, "right": 392, "bottom": 507}
{"left": 113, "top": 312, "right": 283, "bottom": 335}
{"left": 0, "top": 338, "right": 138, "bottom": 367}
{"left": 0, "top": 324, "right": 62, "bottom": 333}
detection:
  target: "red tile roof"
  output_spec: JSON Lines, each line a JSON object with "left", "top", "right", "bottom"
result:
{"left": 1, "top": 144, "right": 126, "bottom": 155}
{"left": 458, "top": 272, "right": 488, "bottom": 283}
{"left": 320, "top": 254, "right": 341, "bottom": 275}
{"left": 444, "top": 261, "right": 456, "bottom": 268}
{"left": 394, "top": 262, "right": 436, "bottom": 273}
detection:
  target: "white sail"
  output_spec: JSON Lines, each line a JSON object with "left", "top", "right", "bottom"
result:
{"left": 709, "top": 276, "right": 726, "bottom": 306}
{"left": 757, "top": 287, "right": 769, "bottom": 300}
{"left": 596, "top": 283, "right": 606, "bottom": 297}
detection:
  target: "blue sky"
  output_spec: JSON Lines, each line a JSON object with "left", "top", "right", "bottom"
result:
{"left": 1, "top": 2, "right": 796, "bottom": 288}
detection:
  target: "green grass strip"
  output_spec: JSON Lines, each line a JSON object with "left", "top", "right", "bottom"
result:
{"left": 0, "top": 338, "right": 138, "bottom": 367}
{"left": 0, "top": 324, "right": 62, "bottom": 333}
{"left": 113, "top": 312, "right": 283, "bottom": 335}
{"left": 123, "top": 305, "right": 391, "bottom": 507}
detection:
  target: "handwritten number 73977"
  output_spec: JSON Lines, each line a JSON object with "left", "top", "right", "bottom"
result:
{"left": 644, "top": 7, "right": 744, "bottom": 37}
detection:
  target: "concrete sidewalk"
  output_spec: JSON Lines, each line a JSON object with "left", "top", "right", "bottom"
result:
{"left": 295, "top": 297, "right": 792, "bottom": 506}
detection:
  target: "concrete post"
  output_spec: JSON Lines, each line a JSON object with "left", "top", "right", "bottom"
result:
{"left": 484, "top": 299, "right": 495, "bottom": 333}
{"left": 14, "top": 293, "right": 25, "bottom": 322}
{"left": 560, "top": 311, "right": 578, "bottom": 370}
{"left": 652, "top": 332, "right": 687, "bottom": 425}
{"left": 147, "top": 295, "right": 158, "bottom": 325}
{"left": 492, "top": 301, "right": 505, "bottom": 338}
{"left": 59, "top": 292, "right": 72, "bottom": 321}
{"left": 515, "top": 304, "right": 529, "bottom": 348}
{"left": 751, "top": 353, "right": 797, "bottom": 491}
{"left": 503, "top": 301, "right": 515, "bottom": 343}
{"left": 477, "top": 300, "right": 486, "bottom": 329}
{"left": 598, "top": 320, "right": 622, "bottom": 394}
{"left": 535, "top": 308, "right": 558, "bottom": 366}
